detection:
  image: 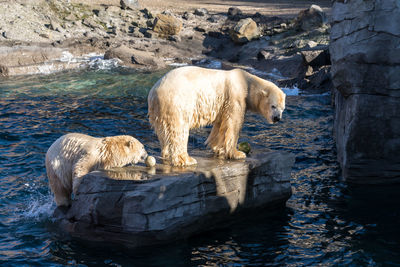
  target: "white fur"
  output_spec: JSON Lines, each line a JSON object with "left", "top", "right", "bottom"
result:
{"left": 148, "top": 66, "right": 286, "bottom": 166}
{"left": 46, "top": 133, "right": 147, "bottom": 207}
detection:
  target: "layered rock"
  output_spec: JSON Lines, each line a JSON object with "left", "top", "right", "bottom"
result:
{"left": 330, "top": 0, "right": 400, "bottom": 183}
{"left": 55, "top": 151, "right": 294, "bottom": 247}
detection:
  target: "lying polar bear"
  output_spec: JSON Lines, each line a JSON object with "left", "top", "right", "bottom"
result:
{"left": 148, "top": 66, "right": 286, "bottom": 166}
{"left": 46, "top": 133, "right": 147, "bottom": 207}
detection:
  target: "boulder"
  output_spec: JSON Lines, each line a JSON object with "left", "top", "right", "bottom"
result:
{"left": 0, "top": 64, "right": 9, "bottom": 77}
{"left": 153, "top": 14, "right": 182, "bottom": 36}
{"left": 141, "top": 8, "right": 153, "bottom": 19}
{"left": 300, "top": 49, "right": 330, "bottom": 67}
{"left": 194, "top": 8, "right": 208, "bottom": 16}
{"left": 228, "top": 7, "right": 242, "bottom": 20}
{"left": 330, "top": 0, "right": 400, "bottom": 183}
{"left": 230, "top": 18, "right": 260, "bottom": 44}
{"left": 120, "top": 0, "right": 139, "bottom": 10}
{"left": 294, "top": 4, "right": 326, "bottom": 31}
{"left": 104, "top": 45, "right": 165, "bottom": 69}
{"left": 54, "top": 151, "right": 294, "bottom": 247}
{"left": 182, "top": 11, "right": 193, "bottom": 20}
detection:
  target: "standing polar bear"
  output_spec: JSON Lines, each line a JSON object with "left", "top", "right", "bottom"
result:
{"left": 148, "top": 66, "right": 286, "bottom": 166}
{"left": 46, "top": 133, "right": 147, "bottom": 207}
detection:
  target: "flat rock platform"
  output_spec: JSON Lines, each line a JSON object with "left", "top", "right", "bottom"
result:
{"left": 54, "top": 150, "right": 295, "bottom": 247}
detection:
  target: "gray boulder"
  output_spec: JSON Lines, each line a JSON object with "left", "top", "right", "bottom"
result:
{"left": 194, "top": 8, "right": 208, "bottom": 16}
{"left": 330, "top": 0, "right": 400, "bottom": 183}
{"left": 120, "top": 0, "right": 139, "bottom": 10}
{"left": 55, "top": 151, "right": 294, "bottom": 247}
{"left": 230, "top": 18, "right": 260, "bottom": 44}
{"left": 294, "top": 4, "right": 326, "bottom": 31}
{"left": 228, "top": 7, "right": 242, "bottom": 20}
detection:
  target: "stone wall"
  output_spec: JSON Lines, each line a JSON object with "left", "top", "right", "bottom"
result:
{"left": 330, "top": 0, "right": 400, "bottom": 183}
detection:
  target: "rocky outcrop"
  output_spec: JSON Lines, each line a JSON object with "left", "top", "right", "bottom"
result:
{"left": 55, "top": 151, "right": 294, "bottom": 247}
{"left": 230, "top": 18, "right": 260, "bottom": 44}
{"left": 152, "top": 14, "right": 182, "bottom": 36}
{"left": 104, "top": 45, "right": 165, "bottom": 69}
{"left": 0, "top": 46, "right": 90, "bottom": 76}
{"left": 330, "top": 0, "right": 400, "bottom": 183}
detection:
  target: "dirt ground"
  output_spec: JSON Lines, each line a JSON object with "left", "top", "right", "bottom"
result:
{"left": 66, "top": 0, "right": 332, "bottom": 18}
{"left": 139, "top": 0, "right": 332, "bottom": 17}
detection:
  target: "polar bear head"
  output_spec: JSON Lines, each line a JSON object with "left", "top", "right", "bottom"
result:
{"left": 250, "top": 81, "right": 286, "bottom": 124}
{"left": 102, "top": 135, "right": 148, "bottom": 167}
{"left": 260, "top": 85, "right": 286, "bottom": 124}
{"left": 245, "top": 72, "right": 286, "bottom": 124}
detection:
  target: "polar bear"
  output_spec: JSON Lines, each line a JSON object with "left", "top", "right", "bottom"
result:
{"left": 46, "top": 133, "right": 147, "bottom": 207}
{"left": 148, "top": 66, "right": 286, "bottom": 166}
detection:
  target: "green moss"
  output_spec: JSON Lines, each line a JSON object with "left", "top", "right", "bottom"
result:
{"left": 97, "top": 20, "right": 108, "bottom": 31}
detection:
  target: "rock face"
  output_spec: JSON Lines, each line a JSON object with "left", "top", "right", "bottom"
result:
{"left": 55, "top": 151, "right": 294, "bottom": 247}
{"left": 152, "top": 14, "right": 183, "bottom": 36}
{"left": 230, "top": 18, "right": 260, "bottom": 44}
{"left": 330, "top": 0, "right": 400, "bottom": 184}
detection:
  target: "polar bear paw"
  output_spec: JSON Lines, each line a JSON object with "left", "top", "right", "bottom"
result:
{"left": 231, "top": 149, "right": 247, "bottom": 160}
{"left": 170, "top": 153, "right": 198, "bottom": 167}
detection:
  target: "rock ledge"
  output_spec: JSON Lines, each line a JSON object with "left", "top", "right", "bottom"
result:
{"left": 55, "top": 151, "right": 294, "bottom": 247}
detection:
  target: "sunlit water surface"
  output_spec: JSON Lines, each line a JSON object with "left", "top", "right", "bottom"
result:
{"left": 1, "top": 68, "right": 399, "bottom": 266}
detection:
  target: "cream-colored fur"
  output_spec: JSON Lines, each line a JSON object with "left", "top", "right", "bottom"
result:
{"left": 148, "top": 66, "right": 286, "bottom": 166}
{"left": 45, "top": 133, "right": 147, "bottom": 207}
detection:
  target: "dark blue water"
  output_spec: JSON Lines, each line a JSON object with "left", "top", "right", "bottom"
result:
{"left": 1, "top": 68, "right": 399, "bottom": 266}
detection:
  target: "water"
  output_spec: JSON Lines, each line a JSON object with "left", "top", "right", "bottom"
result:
{"left": 1, "top": 68, "right": 399, "bottom": 266}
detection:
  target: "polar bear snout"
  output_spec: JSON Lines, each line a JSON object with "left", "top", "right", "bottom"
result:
{"left": 139, "top": 149, "right": 148, "bottom": 163}
{"left": 271, "top": 108, "right": 283, "bottom": 123}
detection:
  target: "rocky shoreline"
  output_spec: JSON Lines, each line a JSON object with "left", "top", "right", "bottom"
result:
{"left": 0, "top": 0, "right": 332, "bottom": 93}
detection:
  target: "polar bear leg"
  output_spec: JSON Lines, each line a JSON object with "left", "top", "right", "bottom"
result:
{"left": 208, "top": 105, "right": 246, "bottom": 160}
{"left": 72, "top": 161, "right": 91, "bottom": 195}
{"left": 206, "top": 117, "right": 223, "bottom": 156}
{"left": 223, "top": 122, "right": 246, "bottom": 159}
{"left": 159, "top": 123, "right": 197, "bottom": 166}
{"left": 47, "top": 166, "right": 71, "bottom": 207}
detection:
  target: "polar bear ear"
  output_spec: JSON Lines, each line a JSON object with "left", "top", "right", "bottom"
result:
{"left": 261, "top": 90, "right": 269, "bottom": 97}
{"left": 127, "top": 140, "right": 136, "bottom": 147}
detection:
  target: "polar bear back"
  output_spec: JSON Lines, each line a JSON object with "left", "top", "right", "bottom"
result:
{"left": 46, "top": 133, "right": 101, "bottom": 188}
{"left": 148, "top": 66, "right": 247, "bottom": 128}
